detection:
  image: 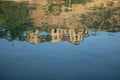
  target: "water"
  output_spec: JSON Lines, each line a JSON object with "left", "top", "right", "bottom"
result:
{"left": 0, "top": 31, "right": 120, "bottom": 80}
{"left": 0, "top": 0, "right": 120, "bottom": 80}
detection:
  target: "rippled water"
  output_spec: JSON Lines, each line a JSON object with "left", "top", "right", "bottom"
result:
{"left": 0, "top": 0, "right": 120, "bottom": 80}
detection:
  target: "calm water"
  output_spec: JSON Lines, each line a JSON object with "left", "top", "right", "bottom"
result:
{"left": 0, "top": 0, "right": 120, "bottom": 80}
{"left": 0, "top": 31, "right": 120, "bottom": 80}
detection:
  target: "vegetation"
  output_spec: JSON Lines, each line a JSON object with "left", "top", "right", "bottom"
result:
{"left": 0, "top": 1, "right": 34, "bottom": 41}
{"left": 0, "top": 0, "right": 120, "bottom": 43}
{"left": 80, "top": 5, "right": 120, "bottom": 32}
{"left": 64, "top": 0, "right": 90, "bottom": 7}
{"left": 48, "top": 3, "right": 62, "bottom": 15}
{"left": 0, "top": 1, "right": 30, "bottom": 29}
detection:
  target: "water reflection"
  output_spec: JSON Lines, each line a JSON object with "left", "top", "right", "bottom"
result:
{"left": 0, "top": 1, "right": 120, "bottom": 80}
{"left": 27, "top": 27, "right": 88, "bottom": 44}
{"left": 0, "top": 0, "right": 120, "bottom": 44}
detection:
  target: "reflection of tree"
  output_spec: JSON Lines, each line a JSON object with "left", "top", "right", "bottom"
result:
{"left": 64, "top": 0, "right": 89, "bottom": 6}
{"left": 0, "top": 1, "right": 34, "bottom": 41}
{"left": 0, "top": 1, "right": 30, "bottom": 29}
{"left": 0, "top": 24, "right": 28, "bottom": 41}
{"left": 48, "top": 0, "right": 62, "bottom": 15}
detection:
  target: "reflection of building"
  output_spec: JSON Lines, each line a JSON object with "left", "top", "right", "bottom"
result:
{"left": 26, "top": 27, "right": 88, "bottom": 45}
{"left": 51, "top": 28, "right": 67, "bottom": 42}
{"left": 51, "top": 28, "right": 88, "bottom": 44}
{"left": 27, "top": 29, "right": 40, "bottom": 44}
{"left": 69, "top": 29, "right": 84, "bottom": 44}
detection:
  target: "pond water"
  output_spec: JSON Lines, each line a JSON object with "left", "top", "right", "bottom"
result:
{"left": 0, "top": 0, "right": 120, "bottom": 80}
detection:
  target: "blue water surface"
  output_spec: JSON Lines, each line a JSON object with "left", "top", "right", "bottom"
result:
{"left": 0, "top": 31, "right": 120, "bottom": 80}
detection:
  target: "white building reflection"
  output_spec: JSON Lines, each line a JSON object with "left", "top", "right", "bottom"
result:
{"left": 27, "top": 28, "right": 88, "bottom": 45}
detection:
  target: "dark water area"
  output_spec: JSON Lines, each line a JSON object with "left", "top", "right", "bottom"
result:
{"left": 0, "top": 0, "right": 120, "bottom": 80}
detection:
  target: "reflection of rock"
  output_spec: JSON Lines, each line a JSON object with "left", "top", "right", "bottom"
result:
{"left": 27, "top": 27, "right": 88, "bottom": 45}
{"left": 80, "top": 0, "right": 120, "bottom": 31}
{"left": 29, "top": 0, "right": 84, "bottom": 28}
{"left": 28, "top": 0, "right": 120, "bottom": 28}
{"left": 10, "top": 0, "right": 119, "bottom": 28}
{"left": 5, "top": 0, "right": 48, "bottom": 5}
